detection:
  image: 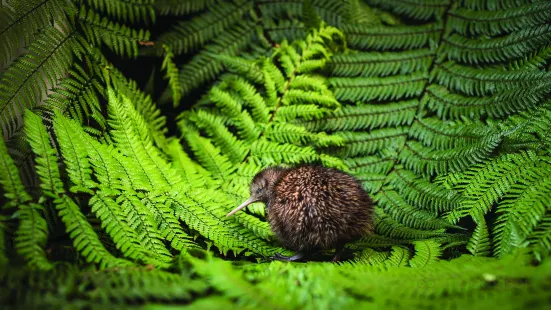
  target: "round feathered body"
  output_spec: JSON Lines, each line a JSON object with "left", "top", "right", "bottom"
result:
{"left": 227, "top": 165, "right": 374, "bottom": 255}
{"left": 265, "top": 166, "right": 374, "bottom": 252}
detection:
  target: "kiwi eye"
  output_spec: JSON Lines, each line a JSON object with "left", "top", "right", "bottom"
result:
{"left": 256, "top": 187, "right": 263, "bottom": 194}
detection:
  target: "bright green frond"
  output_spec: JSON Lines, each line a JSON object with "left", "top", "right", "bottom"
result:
{"left": 409, "top": 240, "right": 442, "bottom": 268}
{"left": 14, "top": 203, "right": 53, "bottom": 270}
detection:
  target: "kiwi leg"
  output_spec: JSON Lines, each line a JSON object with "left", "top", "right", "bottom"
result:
{"left": 331, "top": 243, "right": 346, "bottom": 262}
{"left": 271, "top": 252, "right": 307, "bottom": 262}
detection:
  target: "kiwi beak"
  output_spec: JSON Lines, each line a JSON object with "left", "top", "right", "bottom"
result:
{"left": 226, "top": 197, "right": 259, "bottom": 217}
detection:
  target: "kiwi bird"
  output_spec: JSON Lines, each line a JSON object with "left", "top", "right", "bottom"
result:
{"left": 226, "top": 165, "right": 374, "bottom": 262}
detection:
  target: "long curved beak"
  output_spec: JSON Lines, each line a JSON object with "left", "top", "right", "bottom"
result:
{"left": 226, "top": 197, "right": 259, "bottom": 217}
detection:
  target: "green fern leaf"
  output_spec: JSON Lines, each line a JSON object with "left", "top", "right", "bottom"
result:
{"left": 25, "top": 110, "right": 127, "bottom": 268}
{"left": 0, "top": 25, "right": 76, "bottom": 141}
{"left": 409, "top": 240, "right": 442, "bottom": 268}
{"left": 86, "top": 0, "right": 155, "bottom": 23}
{"left": 0, "top": 0, "right": 74, "bottom": 67}
{"left": 1, "top": 132, "right": 52, "bottom": 269}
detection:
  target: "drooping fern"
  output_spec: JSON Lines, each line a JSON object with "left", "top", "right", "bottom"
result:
{"left": 2, "top": 0, "right": 551, "bottom": 309}
{"left": 153, "top": 0, "right": 385, "bottom": 104}
{"left": 292, "top": 0, "right": 551, "bottom": 261}
{"left": 0, "top": 0, "right": 151, "bottom": 189}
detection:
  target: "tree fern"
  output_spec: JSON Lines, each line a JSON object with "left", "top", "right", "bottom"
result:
{"left": 0, "top": 0, "right": 151, "bottom": 185}
{"left": 154, "top": 0, "right": 381, "bottom": 102}
{"left": 2, "top": 1, "right": 551, "bottom": 308}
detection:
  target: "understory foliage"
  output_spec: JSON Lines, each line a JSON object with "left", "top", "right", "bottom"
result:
{"left": 1, "top": 0, "right": 551, "bottom": 308}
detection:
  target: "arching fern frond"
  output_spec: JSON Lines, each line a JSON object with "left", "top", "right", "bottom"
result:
{"left": 409, "top": 240, "right": 442, "bottom": 268}
{"left": 448, "top": 1, "right": 551, "bottom": 36}
{"left": 441, "top": 24, "right": 551, "bottom": 64}
{"left": 341, "top": 23, "right": 442, "bottom": 50}
{"left": 25, "top": 110, "right": 127, "bottom": 268}
{"left": 366, "top": 0, "right": 449, "bottom": 21}
{"left": 157, "top": 0, "right": 254, "bottom": 56}
{"left": 0, "top": 0, "right": 74, "bottom": 67}
{"left": 86, "top": 0, "right": 155, "bottom": 24}
{"left": 161, "top": 45, "right": 182, "bottom": 107}
{"left": 0, "top": 132, "right": 52, "bottom": 270}
{"left": 0, "top": 24, "right": 76, "bottom": 141}
{"left": 78, "top": 7, "right": 150, "bottom": 58}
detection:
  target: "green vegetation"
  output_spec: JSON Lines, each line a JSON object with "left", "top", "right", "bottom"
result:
{"left": 1, "top": 0, "right": 550, "bottom": 308}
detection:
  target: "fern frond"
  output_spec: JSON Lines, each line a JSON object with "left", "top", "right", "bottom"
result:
{"left": 165, "top": 138, "right": 211, "bottom": 188}
{"left": 143, "top": 192, "right": 200, "bottom": 252}
{"left": 42, "top": 62, "right": 105, "bottom": 130}
{"left": 107, "top": 61, "right": 170, "bottom": 145}
{"left": 155, "top": 0, "right": 217, "bottom": 16}
{"left": 25, "top": 110, "right": 127, "bottom": 268}
{"left": 170, "top": 188, "right": 287, "bottom": 257}
{"left": 107, "top": 89, "right": 179, "bottom": 189}
{"left": 331, "top": 73, "right": 427, "bottom": 102}
{"left": 89, "top": 192, "right": 150, "bottom": 264}
{"left": 432, "top": 62, "right": 551, "bottom": 97}
{"left": 0, "top": 0, "right": 74, "bottom": 67}
{"left": 0, "top": 24, "right": 76, "bottom": 141}
{"left": 448, "top": 1, "right": 551, "bottom": 36}
{"left": 264, "top": 122, "right": 343, "bottom": 148}
{"left": 387, "top": 168, "right": 461, "bottom": 213}
{"left": 182, "top": 130, "right": 236, "bottom": 183}
{"left": 53, "top": 112, "right": 97, "bottom": 193}
{"left": 399, "top": 135, "right": 501, "bottom": 176}
{"left": 24, "top": 111, "right": 65, "bottom": 198}
{"left": 345, "top": 0, "right": 380, "bottom": 25}
{"left": 158, "top": 0, "right": 253, "bottom": 55}
{"left": 445, "top": 151, "right": 537, "bottom": 224}
{"left": 441, "top": 24, "right": 551, "bottom": 64}
{"left": 330, "top": 128, "right": 407, "bottom": 158}
{"left": 529, "top": 212, "right": 551, "bottom": 262}
{"left": 300, "top": 100, "right": 417, "bottom": 131}
{"left": 409, "top": 117, "right": 498, "bottom": 150}
{"left": 329, "top": 49, "right": 434, "bottom": 77}
{"left": 78, "top": 7, "right": 149, "bottom": 58}
{"left": 409, "top": 240, "right": 442, "bottom": 268}
{"left": 375, "top": 210, "right": 449, "bottom": 240}
{"left": 493, "top": 157, "right": 551, "bottom": 258}
{"left": 1, "top": 135, "right": 52, "bottom": 269}
{"left": 423, "top": 82, "right": 550, "bottom": 119}
{"left": 341, "top": 23, "right": 442, "bottom": 50}
{"left": 258, "top": 0, "right": 348, "bottom": 26}
{"left": 168, "top": 20, "right": 257, "bottom": 100}
{"left": 0, "top": 130, "right": 32, "bottom": 208}
{"left": 366, "top": 0, "right": 449, "bottom": 21}
{"left": 375, "top": 188, "right": 455, "bottom": 230}
{"left": 502, "top": 102, "right": 551, "bottom": 152}
{"left": 216, "top": 57, "right": 265, "bottom": 86}
{"left": 86, "top": 0, "right": 155, "bottom": 23}
{"left": 467, "top": 212, "right": 492, "bottom": 256}
{"left": 119, "top": 193, "right": 173, "bottom": 266}
{"left": 161, "top": 45, "right": 182, "bottom": 107}
{"left": 190, "top": 254, "right": 286, "bottom": 309}
{"left": 14, "top": 203, "right": 53, "bottom": 270}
